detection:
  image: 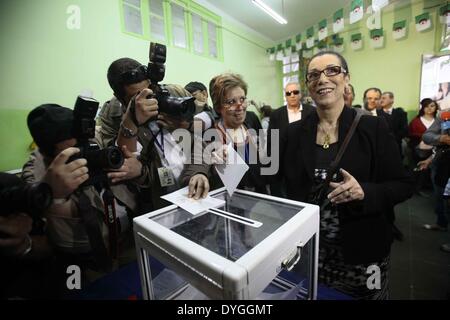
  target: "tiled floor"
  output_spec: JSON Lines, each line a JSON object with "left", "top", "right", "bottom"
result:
{"left": 390, "top": 192, "right": 450, "bottom": 300}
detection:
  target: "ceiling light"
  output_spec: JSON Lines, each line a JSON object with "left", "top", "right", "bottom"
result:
{"left": 252, "top": 0, "right": 288, "bottom": 25}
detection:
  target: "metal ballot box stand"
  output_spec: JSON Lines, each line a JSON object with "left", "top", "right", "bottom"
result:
{"left": 133, "top": 188, "right": 319, "bottom": 300}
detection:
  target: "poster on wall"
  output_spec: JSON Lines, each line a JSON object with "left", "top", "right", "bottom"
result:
{"left": 318, "top": 19, "right": 328, "bottom": 40}
{"left": 393, "top": 20, "right": 407, "bottom": 40}
{"left": 370, "top": 28, "right": 384, "bottom": 48}
{"left": 440, "top": 4, "right": 450, "bottom": 24}
{"left": 416, "top": 12, "right": 432, "bottom": 32}
{"left": 350, "top": 0, "right": 364, "bottom": 24}
{"left": 333, "top": 9, "right": 345, "bottom": 33}
{"left": 420, "top": 54, "right": 450, "bottom": 111}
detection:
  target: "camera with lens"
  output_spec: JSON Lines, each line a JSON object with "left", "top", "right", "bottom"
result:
{"left": 147, "top": 42, "right": 196, "bottom": 120}
{"left": 121, "top": 42, "right": 196, "bottom": 122}
{"left": 69, "top": 96, "right": 124, "bottom": 186}
{"left": 0, "top": 172, "right": 52, "bottom": 226}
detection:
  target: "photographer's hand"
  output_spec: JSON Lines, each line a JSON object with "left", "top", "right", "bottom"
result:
{"left": 126, "top": 88, "right": 159, "bottom": 126}
{"left": 157, "top": 114, "right": 190, "bottom": 132}
{"left": 328, "top": 169, "right": 365, "bottom": 204}
{"left": 188, "top": 174, "right": 210, "bottom": 200}
{"left": 108, "top": 146, "right": 143, "bottom": 184}
{"left": 0, "top": 213, "right": 32, "bottom": 256}
{"left": 43, "top": 147, "right": 89, "bottom": 198}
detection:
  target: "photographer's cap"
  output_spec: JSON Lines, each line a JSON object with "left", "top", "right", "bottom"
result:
{"left": 27, "top": 104, "right": 74, "bottom": 156}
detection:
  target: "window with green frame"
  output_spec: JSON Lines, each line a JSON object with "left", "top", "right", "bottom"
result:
{"left": 188, "top": 1, "right": 221, "bottom": 59}
{"left": 122, "top": 0, "right": 143, "bottom": 36}
{"left": 149, "top": 0, "right": 166, "bottom": 42}
{"left": 120, "top": 0, "right": 222, "bottom": 60}
{"left": 170, "top": 1, "right": 188, "bottom": 49}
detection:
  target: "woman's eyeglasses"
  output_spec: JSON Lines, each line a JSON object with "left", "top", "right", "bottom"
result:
{"left": 285, "top": 90, "right": 300, "bottom": 96}
{"left": 306, "top": 66, "right": 347, "bottom": 82}
{"left": 224, "top": 96, "right": 247, "bottom": 110}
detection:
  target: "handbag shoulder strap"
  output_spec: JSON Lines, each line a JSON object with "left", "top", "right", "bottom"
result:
{"left": 326, "top": 108, "right": 364, "bottom": 183}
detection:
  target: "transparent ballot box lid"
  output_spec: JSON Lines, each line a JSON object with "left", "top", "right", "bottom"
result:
{"left": 133, "top": 188, "right": 319, "bottom": 300}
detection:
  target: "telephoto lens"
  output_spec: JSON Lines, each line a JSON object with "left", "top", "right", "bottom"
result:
{"left": 83, "top": 145, "right": 125, "bottom": 171}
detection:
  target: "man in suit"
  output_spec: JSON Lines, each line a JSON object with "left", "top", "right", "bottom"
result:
{"left": 267, "top": 82, "right": 315, "bottom": 196}
{"left": 363, "top": 87, "right": 382, "bottom": 116}
{"left": 379, "top": 92, "right": 408, "bottom": 157}
{"left": 363, "top": 88, "right": 405, "bottom": 156}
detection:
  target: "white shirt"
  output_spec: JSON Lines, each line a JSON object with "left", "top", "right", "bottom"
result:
{"left": 288, "top": 104, "right": 303, "bottom": 123}
{"left": 149, "top": 122, "right": 187, "bottom": 184}
{"left": 194, "top": 111, "right": 212, "bottom": 130}
{"left": 420, "top": 116, "right": 435, "bottom": 129}
{"left": 383, "top": 107, "right": 393, "bottom": 115}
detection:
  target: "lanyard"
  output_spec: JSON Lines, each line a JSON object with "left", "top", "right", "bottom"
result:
{"left": 149, "top": 127, "right": 165, "bottom": 158}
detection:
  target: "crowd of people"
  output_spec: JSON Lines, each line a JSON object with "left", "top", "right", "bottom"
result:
{"left": 1, "top": 51, "right": 449, "bottom": 300}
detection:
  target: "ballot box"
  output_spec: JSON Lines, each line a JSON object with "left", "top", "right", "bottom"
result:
{"left": 133, "top": 188, "right": 319, "bottom": 300}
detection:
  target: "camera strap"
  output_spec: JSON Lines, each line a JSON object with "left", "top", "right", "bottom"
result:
{"left": 328, "top": 109, "right": 364, "bottom": 176}
{"left": 78, "top": 192, "right": 112, "bottom": 272}
{"left": 102, "top": 188, "right": 119, "bottom": 260}
{"left": 128, "top": 96, "right": 140, "bottom": 127}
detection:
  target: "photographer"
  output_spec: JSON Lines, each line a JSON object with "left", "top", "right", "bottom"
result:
{"left": 0, "top": 145, "right": 86, "bottom": 298}
{"left": 97, "top": 57, "right": 209, "bottom": 211}
{"left": 22, "top": 104, "right": 137, "bottom": 295}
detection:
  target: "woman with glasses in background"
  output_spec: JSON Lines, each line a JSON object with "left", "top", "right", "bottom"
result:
{"left": 182, "top": 73, "right": 267, "bottom": 194}
{"left": 280, "top": 51, "right": 414, "bottom": 299}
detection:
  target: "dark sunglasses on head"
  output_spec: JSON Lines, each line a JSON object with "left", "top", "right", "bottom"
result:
{"left": 120, "top": 65, "right": 148, "bottom": 84}
{"left": 285, "top": 90, "right": 300, "bottom": 96}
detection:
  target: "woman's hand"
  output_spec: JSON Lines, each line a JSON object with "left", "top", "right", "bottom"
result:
{"left": 417, "top": 157, "right": 433, "bottom": 171}
{"left": 188, "top": 174, "right": 210, "bottom": 200}
{"left": 328, "top": 169, "right": 365, "bottom": 204}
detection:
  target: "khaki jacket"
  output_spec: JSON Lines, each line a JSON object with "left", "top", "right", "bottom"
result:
{"left": 21, "top": 149, "right": 137, "bottom": 254}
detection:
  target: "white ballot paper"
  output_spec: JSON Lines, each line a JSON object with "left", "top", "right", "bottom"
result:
{"left": 161, "top": 186, "right": 225, "bottom": 215}
{"left": 214, "top": 143, "right": 249, "bottom": 196}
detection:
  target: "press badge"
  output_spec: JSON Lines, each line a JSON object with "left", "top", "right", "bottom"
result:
{"left": 158, "top": 167, "right": 176, "bottom": 187}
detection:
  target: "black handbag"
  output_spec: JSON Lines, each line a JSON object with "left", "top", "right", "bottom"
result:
{"left": 308, "top": 109, "right": 364, "bottom": 209}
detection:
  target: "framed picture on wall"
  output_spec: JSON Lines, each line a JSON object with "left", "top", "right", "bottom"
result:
{"left": 420, "top": 54, "right": 450, "bottom": 111}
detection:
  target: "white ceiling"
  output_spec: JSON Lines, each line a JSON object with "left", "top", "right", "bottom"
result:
{"left": 201, "top": 0, "right": 351, "bottom": 42}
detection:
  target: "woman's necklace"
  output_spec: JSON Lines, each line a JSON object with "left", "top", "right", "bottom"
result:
{"left": 322, "top": 132, "right": 331, "bottom": 149}
{"left": 318, "top": 123, "right": 337, "bottom": 150}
